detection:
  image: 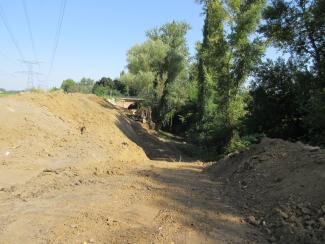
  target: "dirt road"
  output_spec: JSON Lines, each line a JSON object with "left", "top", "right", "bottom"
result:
{"left": 0, "top": 92, "right": 266, "bottom": 243}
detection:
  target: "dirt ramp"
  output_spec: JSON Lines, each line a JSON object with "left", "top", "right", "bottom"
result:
{"left": 17, "top": 92, "right": 148, "bottom": 162}
{"left": 207, "top": 138, "right": 325, "bottom": 243}
{"left": 0, "top": 92, "right": 148, "bottom": 188}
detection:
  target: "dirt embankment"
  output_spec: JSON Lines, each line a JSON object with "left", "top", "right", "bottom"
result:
{"left": 0, "top": 92, "right": 148, "bottom": 187}
{"left": 207, "top": 138, "right": 325, "bottom": 244}
{"left": 0, "top": 92, "right": 267, "bottom": 244}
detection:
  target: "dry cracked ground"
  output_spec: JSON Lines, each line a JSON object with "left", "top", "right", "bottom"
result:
{"left": 0, "top": 92, "right": 267, "bottom": 244}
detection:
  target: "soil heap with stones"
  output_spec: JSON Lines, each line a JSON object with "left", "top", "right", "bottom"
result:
{"left": 207, "top": 138, "right": 325, "bottom": 244}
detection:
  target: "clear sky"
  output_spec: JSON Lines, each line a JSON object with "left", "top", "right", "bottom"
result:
{"left": 0, "top": 0, "right": 279, "bottom": 91}
{"left": 0, "top": 0, "right": 205, "bottom": 90}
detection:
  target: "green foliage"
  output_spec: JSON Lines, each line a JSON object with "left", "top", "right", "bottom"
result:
{"left": 49, "top": 87, "right": 60, "bottom": 92}
{"left": 79, "top": 78, "right": 94, "bottom": 94}
{"left": 92, "top": 84, "right": 108, "bottom": 97}
{"left": 60, "top": 77, "right": 125, "bottom": 97}
{"left": 260, "top": 0, "right": 325, "bottom": 81}
{"left": 245, "top": 59, "right": 309, "bottom": 140}
{"left": 0, "top": 89, "right": 17, "bottom": 97}
{"left": 92, "top": 77, "right": 127, "bottom": 97}
{"left": 61, "top": 79, "right": 78, "bottom": 93}
{"left": 225, "top": 133, "right": 264, "bottom": 154}
{"left": 195, "top": 0, "right": 266, "bottom": 152}
{"left": 121, "top": 21, "right": 192, "bottom": 128}
{"left": 304, "top": 89, "right": 325, "bottom": 144}
{"left": 254, "top": 0, "right": 325, "bottom": 145}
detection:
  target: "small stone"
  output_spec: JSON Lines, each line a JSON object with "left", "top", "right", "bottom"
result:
{"left": 247, "top": 215, "right": 260, "bottom": 226}
{"left": 319, "top": 217, "right": 325, "bottom": 228}
{"left": 303, "top": 145, "right": 320, "bottom": 152}
{"left": 89, "top": 238, "right": 95, "bottom": 243}
{"left": 275, "top": 208, "right": 289, "bottom": 219}
{"left": 70, "top": 224, "right": 78, "bottom": 228}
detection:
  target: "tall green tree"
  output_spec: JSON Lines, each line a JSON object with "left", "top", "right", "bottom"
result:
{"left": 121, "top": 39, "right": 169, "bottom": 101}
{"left": 196, "top": 0, "right": 266, "bottom": 150}
{"left": 121, "top": 21, "right": 191, "bottom": 127}
{"left": 245, "top": 58, "right": 309, "bottom": 140}
{"left": 147, "top": 21, "right": 191, "bottom": 126}
{"left": 261, "top": 0, "right": 325, "bottom": 82}
{"left": 260, "top": 0, "right": 325, "bottom": 144}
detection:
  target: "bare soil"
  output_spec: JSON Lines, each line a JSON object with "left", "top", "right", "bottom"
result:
{"left": 0, "top": 92, "right": 265, "bottom": 244}
{"left": 207, "top": 138, "right": 325, "bottom": 244}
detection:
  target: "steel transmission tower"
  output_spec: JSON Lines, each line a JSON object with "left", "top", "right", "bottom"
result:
{"left": 16, "top": 60, "right": 42, "bottom": 89}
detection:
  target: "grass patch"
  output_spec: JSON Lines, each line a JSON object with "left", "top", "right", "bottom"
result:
{"left": 0, "top": 92, "right": 17, "bottom": 98}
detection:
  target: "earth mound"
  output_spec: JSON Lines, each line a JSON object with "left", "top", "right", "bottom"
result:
{"left": 0, "top": 92, "right": 148, "bottom": 188}
{"left": 207, "top": 138, "right": 325, "bottom": 244}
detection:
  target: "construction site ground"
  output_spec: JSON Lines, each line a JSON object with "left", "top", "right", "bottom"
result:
{"left": 0, "top": 92, "right": 323, "bottom": 244}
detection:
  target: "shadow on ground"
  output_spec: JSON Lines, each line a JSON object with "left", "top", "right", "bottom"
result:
{"left": 116, "top": 112, "right": 266, "bottom": 241}
{"left": 115, "top": 114, "right": 195, "bottom": 162}
{"left": 135, "top": 165, "right": 267, "bottom": 243}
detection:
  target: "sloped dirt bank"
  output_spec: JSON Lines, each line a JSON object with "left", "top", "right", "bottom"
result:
{"left": 0, "top": 92, "right": 266, "bottom": 243}
{"left": 207, "top": 138, "right": 325, "bottom": 244}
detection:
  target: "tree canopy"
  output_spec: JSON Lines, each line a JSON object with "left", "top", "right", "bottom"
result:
{"left": 120, "top": 21, "right": 192, "bottom": 127}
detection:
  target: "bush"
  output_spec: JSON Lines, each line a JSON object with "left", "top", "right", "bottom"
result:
{"left": 61, "top": 79, "right": 78, "bottom": 93}
{"left": 304, "top": 89, "right": 325, "bottom": 145}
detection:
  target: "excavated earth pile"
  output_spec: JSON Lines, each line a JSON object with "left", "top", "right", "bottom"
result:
{"left": 0, "top": 92, "right": 268, "bottom": 244}
{"left": 207, "top": 138, "right": 325, "bottom": 244}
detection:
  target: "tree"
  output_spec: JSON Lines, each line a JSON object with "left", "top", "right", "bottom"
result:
{"left": 196, "top": 0, "right": 266, "bottom": 151}
{"left": 113, "top": 79, "right": 127, "bottom": 95}
{"left": 260, "top": 0, "right": 325, "bottom": 144}
{"left": 122, "top": 39, "right": 169, "bottom": 101}
{"left": 92, "top": 77, "right": 127, "bottom": 97}
{"left": 147, "top": 21, "right": 191, "bottom": 126}
{"left": 79, "top": 78, "right": 94, "bottom": 94}
{"left": 61, "top": 79, "right": 77, "bottom": 93}
{"left": 245, "top": 58, "right": 309, "bottom": 140}
{"left": 121, "top": 21, "right": 191, "bottom": 127}
{"left": 260, "top": 0, "right": 325, "bottom": 82}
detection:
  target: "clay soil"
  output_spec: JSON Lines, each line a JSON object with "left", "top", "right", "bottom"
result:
{"left": 0, "top": 92, "right": 266, "bottom": 244}
{"left": 207, "top": 138, "right": 325, "bottom": 244}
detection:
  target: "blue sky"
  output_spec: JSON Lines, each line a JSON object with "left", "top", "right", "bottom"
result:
{"left": 0, "top": 0, "right": 279, "bottom": 90}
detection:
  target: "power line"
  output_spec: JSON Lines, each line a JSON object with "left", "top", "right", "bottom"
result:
{"left": 47, "top": 0, "right": 67, "bottom": 77}
{"left": 16, "top": 60, "right": 42, "bottom": 89}
{"left": 22, "top": 0, "right": 38, "bottom": 62}
{"left": 0, "top": 3, "right": 25, "bottom": 61}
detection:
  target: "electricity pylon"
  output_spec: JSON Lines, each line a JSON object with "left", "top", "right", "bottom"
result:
{"left": 16, "top": 60, "right": 42, "bottom": 89}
